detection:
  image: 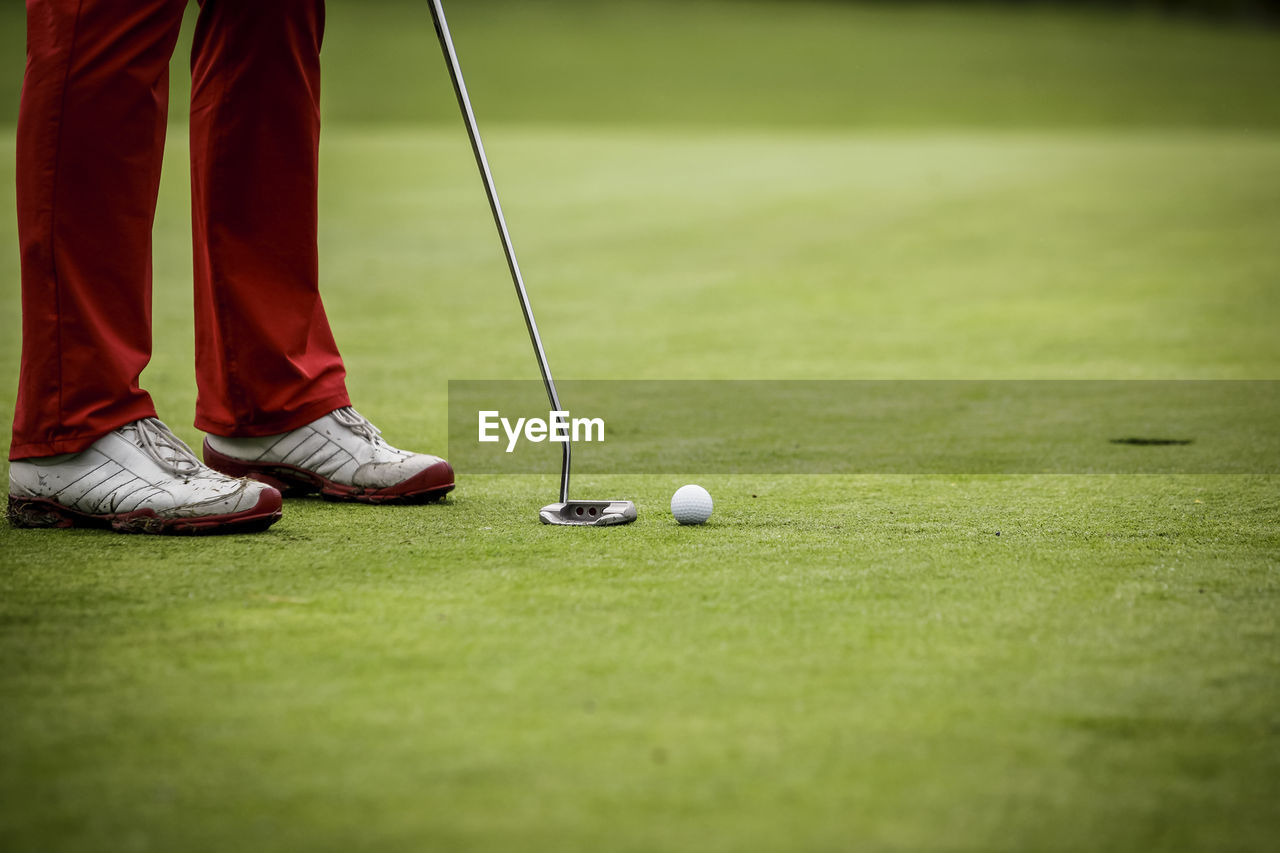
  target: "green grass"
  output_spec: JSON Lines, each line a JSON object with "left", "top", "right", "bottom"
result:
{"left": 4, "top": 1, "right": 1280, "bottom": 130}
{"left": 2, "top": 1, "right": 1279, "bottom": 851}
{"left": 2, "top": 475, "right": 1277, "bottom": 851}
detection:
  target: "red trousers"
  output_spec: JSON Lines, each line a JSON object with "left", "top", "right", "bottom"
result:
{"left": 11, "top": 0, "right": 350, "bottom": 460}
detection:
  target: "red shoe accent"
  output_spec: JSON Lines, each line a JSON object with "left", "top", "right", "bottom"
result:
{"left": 7, "top": 487, "right": 283, "bottom": 535}
{"left": 202, "top": 441, "right": 455, "bottom": 505}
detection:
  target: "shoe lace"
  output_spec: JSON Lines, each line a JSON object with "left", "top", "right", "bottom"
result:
{"left": 124, "top": 418, "right": 204, "bottom": 478}
{"left": 331, "top": 406, "right": 387, "bottom": 446}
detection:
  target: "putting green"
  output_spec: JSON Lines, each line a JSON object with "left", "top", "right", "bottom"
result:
{"left": 2, "top": 1, "right": 1278, "bottom": 851}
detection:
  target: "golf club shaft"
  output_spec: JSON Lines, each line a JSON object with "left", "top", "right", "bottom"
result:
{"left": 428, "top": 0, "right": 571, "bottom": 504}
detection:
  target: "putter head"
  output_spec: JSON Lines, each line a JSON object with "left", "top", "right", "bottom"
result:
{"left": 540, "top": 500, "right": 637, "bottom": 527}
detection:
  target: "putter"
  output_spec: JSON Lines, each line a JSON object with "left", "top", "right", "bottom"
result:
{"left": 428, "top": 0, "right": 637, "bottom": 527}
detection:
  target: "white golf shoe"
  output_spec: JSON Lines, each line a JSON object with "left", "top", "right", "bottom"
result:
{"left": 202, "top": 406, "right": 454, "bottom": 504}
{"left": 8, "top": 418, "right": 283, "bottom": 534}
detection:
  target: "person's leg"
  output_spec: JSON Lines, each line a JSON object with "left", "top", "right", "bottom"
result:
{"left": 8, "top": 0, "right": 284, "bottom": 533}
{"left": 11, "top": 0, "right": 188, "bottom": 460}
{"left": 189, "top": 0, "right": 350, "bottom": 438}
{"left": 190, "top": 0, "right": 453, "bottom": 503}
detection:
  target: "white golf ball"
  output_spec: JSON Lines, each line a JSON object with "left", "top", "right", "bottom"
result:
{"left": 671, "top": 484, "right": 713, "bottom": 525}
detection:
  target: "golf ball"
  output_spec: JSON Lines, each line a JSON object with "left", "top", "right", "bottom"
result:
{"left": 671, "top": 484, "right": 713, "bottom": 525}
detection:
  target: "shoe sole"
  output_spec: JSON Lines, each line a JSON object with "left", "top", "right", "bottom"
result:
{"left": 202, "top": 442, "right": 455, "bottom": 505}
{"left": 7, "top": 488, "right": 283, "bottom": 535}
